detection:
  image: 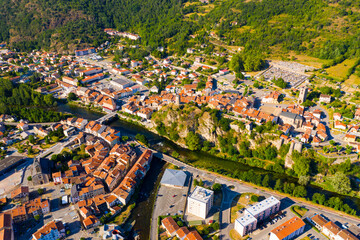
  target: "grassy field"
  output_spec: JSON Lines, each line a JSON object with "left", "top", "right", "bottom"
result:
{"left": 231, "top": 202, "right": 245, "bottom": 223}
{"left": 345, "top": 74, "right": 360, "bottom": 86}
{"left": 230, "top": 229, "right": 243, "bottom": 240}
{"left": 271, "top": 51, "right": 330, "bottom": 68}
{"left": 326, "top": 59, "right": 358, "bottom": 79}
{"left": 230, "top": 193, "right": 260, "bottom": 222}
{"left": 292, "top": 54, "right": 330, "bottom": 69}
{"left": 291, "top": 205, "right": 308, "bottom": 217}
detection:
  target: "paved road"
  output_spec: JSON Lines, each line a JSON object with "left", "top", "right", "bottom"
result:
{"left": 219, "top": 186, "right": 239, "bottom": 240}
{"left": 38, "top": 135, "right": 78, "bottom": 159}
{"left": 151, "top": 150, "right": 360, "bottom": 239}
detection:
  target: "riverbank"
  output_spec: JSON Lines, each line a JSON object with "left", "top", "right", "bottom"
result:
{"left": 126, "top": 156, "right": 167, "bottom": 239}
{"left": 153, "top": 148, "right": 360, "bottom": 223}
{"left": 55, "top": 104, "right": 360, "bottom": 217}
{"left": 67, "top": 101, "right": 105, "bottom": 115}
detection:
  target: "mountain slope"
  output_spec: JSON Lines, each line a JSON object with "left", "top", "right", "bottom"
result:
{"left": 0, "top": 0, "right": 195, "bottom": 52}
{"left": 1, "top": 0, "right": 360, "bottom": 61}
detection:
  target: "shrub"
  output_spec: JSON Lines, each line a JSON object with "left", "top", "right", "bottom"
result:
{"left": 250, "top": 195, "right": 258, "bottom": 202}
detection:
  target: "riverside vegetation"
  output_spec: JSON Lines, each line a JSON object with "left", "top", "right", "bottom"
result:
{"left": 151, "top": 103, "right": 360, "bottom": 216}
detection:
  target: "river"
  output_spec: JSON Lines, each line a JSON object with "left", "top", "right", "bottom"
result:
{"left": 56, "top": 104, "right": 360, "bottom": 238}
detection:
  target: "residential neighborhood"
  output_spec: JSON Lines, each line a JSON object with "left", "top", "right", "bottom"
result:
{"left": 0, "top": 30, "right": 359, "bottom": 240}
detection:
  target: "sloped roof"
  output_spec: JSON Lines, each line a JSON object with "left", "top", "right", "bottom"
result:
{"left": 160, "top": 169, "right": 187, "bottom": 187}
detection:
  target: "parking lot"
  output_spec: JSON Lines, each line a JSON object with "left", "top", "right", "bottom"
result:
{"left": 248, "top": 210, "right": 326, "bottom": 240}
{"left": 154, "top": 185, "right": 189, "bottom": 217}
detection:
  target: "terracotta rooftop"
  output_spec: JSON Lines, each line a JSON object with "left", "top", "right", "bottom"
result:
{"left": 270, "top": 217, "right": 305, "bottom": 240}
{"left": 311, "top": 214, "right": 328, "bottom": 228}
{"left": 323, "top": 221, "right": 342, "bottom": 236}
{"left": 162, "top": 217, "right": 179, "bottom": 235}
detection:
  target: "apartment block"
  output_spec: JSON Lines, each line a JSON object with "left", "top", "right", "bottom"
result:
{"left": 187, "top": 186, "right": 214, "bottom": 219}
{"left": 244, "top": 196, "right": 280, "bottom": 221}
{"left": 235, "top": 196, "right": 280, "bottom": 236}
{"left": 234, "top": 213, "right": 257, "bottom": 236}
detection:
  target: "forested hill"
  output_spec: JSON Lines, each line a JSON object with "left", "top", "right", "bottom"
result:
{"left": 200, "top": 0, "right": 360, "bottom": 60}
{"left": 1, "top": 0, "right": 360, "bottom": 60}
{"left": 0, "top": 0, "right": 194, "bottom": 52}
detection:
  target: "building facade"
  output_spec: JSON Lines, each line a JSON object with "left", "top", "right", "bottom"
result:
{"left": 234, "top": 213, "right": 257, "bottom": 236}
{"left": 187, "top": 186, "right": 214, "bottom": 219}
{"left": 235, "top": 196, "right": 281, "bottom": 237}
{"left": 244, "top": 196, "right": 280, "bottom": 222}
{"left": 269, "top": 217, "right": 305, "bottom": 240}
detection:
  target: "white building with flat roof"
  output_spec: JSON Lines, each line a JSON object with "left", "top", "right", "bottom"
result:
{"left": 235, "top": 196, "right": 280, "bottom": 237}
{"left": 234, "top": 213, "right": 257, "bottom": 236}
{"left": 110, "top": 78, "right": 134, "bottom": 90}
{"left": 187, "top": 186, "right": 214, "bottom": 219}
{"left": 244, "top": 196, "right": 280, "bottom": 221}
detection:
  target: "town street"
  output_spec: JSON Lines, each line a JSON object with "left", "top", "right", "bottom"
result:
{"left": 151, "top": 150, "right": 360, "bottom": 240}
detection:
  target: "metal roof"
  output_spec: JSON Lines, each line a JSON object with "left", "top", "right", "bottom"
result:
{"left": 160, "top": 169, "right": 187, "bottom": 187}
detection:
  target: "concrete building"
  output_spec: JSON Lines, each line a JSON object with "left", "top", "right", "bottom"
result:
{"left": 244, "top": 196, "right": 280, "bottom": 222}
{"left": 269, "top": 217, "right": 305, "bottom": 240}
{"left": 234, "top": 213, "right": 257, "bottom": 236}
{"left": 187, "top": 186, "right": 214, "bottom": 219}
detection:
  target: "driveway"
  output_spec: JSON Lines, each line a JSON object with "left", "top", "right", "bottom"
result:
{"left": 219, "top": 186, "right": 239, "bottom": 240}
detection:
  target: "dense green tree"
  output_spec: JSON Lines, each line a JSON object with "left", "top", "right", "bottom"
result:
{"left": 262, "top": 175, "right": 270, "bottom": 188}
{"left": 229, "top": 55, "right": 243, "bottom": 73}
{"left": 28, "top": 135, "right": 36, "bottom": 144}
{"left": 37, "top": 188, "right": 44, "bottom": 195}
{"left": 312, "top": 193, "right": 326, "bottom": 205}
{"left": 283, "top": 182, "right": 295, "bottom": 195}
{"left": 293, "top": 185, "right": 307, "bottom": 198}
{"left": 330, "top": 172, "right": 352, "bottom": 194}
{"left": 292, "top": 151, "right": 310, "bottom": 177}
{"left": 135, "top": 134, "right": 149, "bottom": 146}
{"left": 250, "top": 195, "right": 259, "bottom": 202}
{"left": 212, "top": 183, "right": 222, "bottom": 192}
{"left": 274, "top": 179, "right": 283, "bottom": 192}
{"left": 298, "top": 175, "right": 310, "bottom": 186}
{"left": 67, "top": 92, "right": 77, "bottom": 101}
{"left": 219, "top": 118, "right": 231, "bottom": 131}
{"left": 0, "top": 79, "right": 65, "bottom": 122}
{"left": 185, "top": 131, "right": 202, "bottom": 151}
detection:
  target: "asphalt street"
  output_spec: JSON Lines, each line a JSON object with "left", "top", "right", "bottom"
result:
{"left": 151, "top": 150, "right": 360, "bottom": 240}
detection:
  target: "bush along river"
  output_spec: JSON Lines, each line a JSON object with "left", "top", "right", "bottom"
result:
{"left": 56, "top": 104, "right": 360, "bottom": 237}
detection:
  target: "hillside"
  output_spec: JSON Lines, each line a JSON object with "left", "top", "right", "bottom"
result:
{"left": 1, "top": 0, "right": 360, "bottom": 60}
{"left": 0, "top": 0, "right": 194, "bottom": 52}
